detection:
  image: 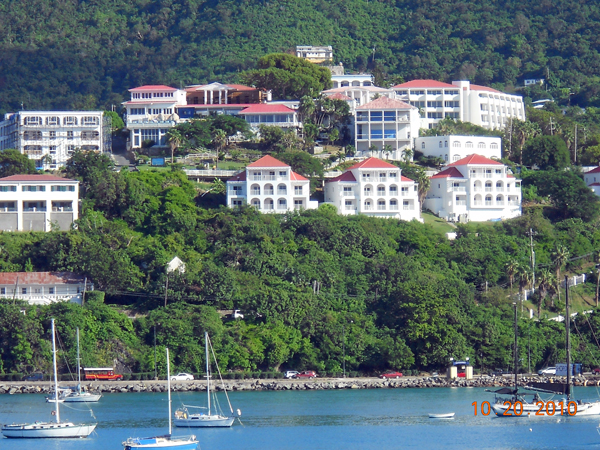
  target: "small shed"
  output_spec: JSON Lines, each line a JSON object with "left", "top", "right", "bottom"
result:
{"left": 447, "top": 357, "right": 473, "bottom": 380}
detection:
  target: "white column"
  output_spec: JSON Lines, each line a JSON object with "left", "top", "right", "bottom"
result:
{"left": 17, "top": 199, "right": 23, "bottom": 231}
{"left": 218, "top": 90, "right": 222, "bottom": 104}
{"left": 204, "top": 90, "right": 207, "bottom": 105}
{"left": 45, "top": 199, "right": 51, "bottom": 231}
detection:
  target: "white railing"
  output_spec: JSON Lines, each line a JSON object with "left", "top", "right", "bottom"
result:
{"left": 485, "top": 201, "right": 492, "bottom": 206}
{"left": 485, "top": 187, "right": 493, "bottom": 192}
{"left": 185, "top": 169, "right": 238, "bottom": 177}
{"left": 343, "top": 191, "right": 354, "bottom": 196}
{"left": 390, "top": 205, "right": 399, "bottom": 210}
{"left": 401, "top": 191, "right": 409, "bottom": 196}
{"left": 377, "top": 205, "right": 386, "bottom": 211}
{"left": 508, "top": 201, "right": 520, "bottom": 206}
{"left": 377, "top": 192, "right": 386, "bottom": 197}
{"left": 473, "top": 187, "right": 482, "bottom": 192}
{"left": 474, "top": 201, "right": 483, "bottom": 206}
{"left": 277, "top": 190, "right": 287, "bottom": 195}
{"left": 496, "top": 187, "right": 504, "bottom": 192}
{"left": 263, "top": 205, "right": 274, "bottom": 210}
{"left": 250, "top": 190, "right": 261, "bottom": 196}
{"left": 403, "top": 206, "right": 414, "bottom": 210}
{"left": 453, "top": 187, "right": 466, "bottom": 192}
{"left": 363, "top": 206, "right": 374, "bottom": 211}
{"left": 264, "top": 189, "right": 274, "bottom": 195}
{"left": 455, "top": 200, "right": 466, "bottom": 206}
{"left": 345, "top": 206, "right": 357, "bottom": 211}
{"left": 263, "top": 175, "right": 276, "bottom": 181}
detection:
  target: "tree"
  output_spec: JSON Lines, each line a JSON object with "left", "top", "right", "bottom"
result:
{"left": 522, "top": 135, "right": 570, "bottom": 170}
{"left": 258, "top": 125, "right": 285, "bottom": 150}
{"left": 551, "top": 244, "right": 569, "bottom": 306}
{"left": 166, "top": 128, "right": 183, "bottom": 164}
{"left": 505, "top": 259, "right": 519, "bottom": 298}
{"left": 103, "top": 111, "right": 124, "bottom": 132}
{"left": 328, "top": 128, "right": 339, "bottom": 146}
{"left": 398, "top": 163, "right": 430, "bottom": 212}
{"left": 211, "top": 115, "right": 250, "bottom": 138}
{"left": 537, "top": 269, "right": 555, "bottom": 318}
{"left": 240, "top": 53, "right": 332, "bottom": 99}
{"left": 0, "top": 149, "right": 37, "bottom": 177}
{"left": 64, "top": 150, "right": 114, "bottom": 195}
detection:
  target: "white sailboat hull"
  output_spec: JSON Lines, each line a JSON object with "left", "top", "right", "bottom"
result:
{"left": 2, "top": 422, "right": 97, "bottom": 438}
{"left": 174, "top": 414, "right": 235, "bottom": 427}
{"left": 123, "top": 435, "right": 198, "bottom": 449}
{"left": 491, "top": 401, "right": 541, "bottom": 417}
{"left": 64, "top": 392, "right": 102, "bottom": 402}
{"left": 565, "top": 400, "right": 600, "bottom": 416}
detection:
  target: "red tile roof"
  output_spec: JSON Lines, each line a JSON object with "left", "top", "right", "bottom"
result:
{"left": 356, "top": 96, "right": 415, "bottom": 110}
{"left": 470, "top": 84, "right": 502, "bottom": 94}
{"left": 401, "top": 175, "right": 415, "bottom": 182}
{"left": 589, "top": 182, "right": 600, "bottom": 186}
{"left": 327, "top": 171, "right": 357, "bottom": 183}
{"left": 290, "top": 172, "right": 308, "bottom": 181}
{"left": 129, "top": 85, "right": 178, "bottom": 92}
{"left": 347, "top": 157, "right": 398, "bottom": 170}
{"left": 586, "top": 166, "right": 600, "bottom": 174}
{"left": 393, "top": 80, "right": 454, "bottom": 89}
{"left": 247, "top": 155, "right": 290, "bottom": 168}
{"left": 326, "top": 92, "right": 353, "bottom": 101}
{"left": 181, "top": 104, "right": 254, "bottom": 109}
{"left": 448, "top": 154, "right": 503, "bottom": 166}
{"left": 0, "top": 272, "right": 86, "bottom": 285}
{"left": 228, "top": 171, "right": 247, "bottom": 182}
{"left": 0, "top": 175, "right": 75, "bottom": 182}
{"left": 225, "top": 83, "right": 257, "bottom": 91}
{"left": 431, "top": 167, "right": 465, "bottom": 179}
{"left": 240, "top": 104, "right": 295, "bottom": 114}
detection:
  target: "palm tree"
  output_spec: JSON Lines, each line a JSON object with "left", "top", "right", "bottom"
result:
{"left": 212, "top": 129, "right": 227, "bottom": 168}
{"left": 166, "top": 128, "right": 183, "bottom": 164}
{"left": 517, "top": 266, "right": 533, "bottom": 308}
{"left": 402, "top": 147, "right": 413, "bottom": 163}
{"left": 536, "top": 269, "right": 555, "bottom": 318}
{"left": 551, "top": 244, "right": 570, "bottom": 306}
{"left": 413, "top": 168, "right": 431, "bottom": 213}
{"left": 368, "top": 144, "right": 378, "bottom": 157}
{"left": 382, "top": 144, "right": 393, "bottom": 159}
{"left": 505, "top": 259, "right": 520, "bottom": 299}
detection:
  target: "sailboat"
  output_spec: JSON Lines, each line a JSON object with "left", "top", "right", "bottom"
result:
{"left": 174, "top": 332, "right": 240, "bottom": 427}
{"left": 2, "top": 319, "right": 97, "bottom": 438}
{"left": 488, "top": 303, "right": 561, "bottom": 416}
{"left": 122, "top": 348, "right": 198, "bottom": 450}
{"left": 560, "top": 276, "right": 600, "bottom": 415}
{"left": 63, "top": 328, "right": 102, "bottom": 403}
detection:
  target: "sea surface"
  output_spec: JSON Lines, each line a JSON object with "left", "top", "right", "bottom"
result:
{"left": 0, "top": 386, "right": 600, "bottom": 449}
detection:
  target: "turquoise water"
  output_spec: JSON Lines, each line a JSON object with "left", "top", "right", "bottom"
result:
{"left": 0, "top": 386, "right": 599, "bottom": 449}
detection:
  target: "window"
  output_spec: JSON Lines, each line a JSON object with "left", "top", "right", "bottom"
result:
{"left": 0, "top": 186, "right": 16, "bottom": 192}
{"left": 444, "top": 90, "right": 459, "bottom": 95}
{"left": 444, "top": 101, "right": 459, "bottom": 107}
{"left": 410, "top": 101, "right": 425, "bottom": 108}
{"left": 81, "top": 131, "right": 100, "bottom": 140}
{"left": 356, "top": 111, "right": 368, "bottom": 122}
{"left": 396, "top": 90, "right": 408, "bottom": 95}
{"left": 362, "top": 173, "right": 371, "bottom": 181}
{"left": 22, "top": 288, "right": 27, "bottom": 295}
{"left": 22, "top": 185, "right": 45, "bottom": 192}
{"left": 389, "top": 186, "right": 398, "bottom": 194}
{"left": 232, "top": 199, "right": 243, "bottom": 207}
{"left": 465, "top": 141, "right": 473, "bottom": 148}
{"left": 49, "top": 287, "right": 55, "bottom": 294}
{"left": 82, "top": 116, "right": 99, "bottom": 126}
{"left": 0, "top": 288, "right": 4, "bottom": 295}
{"left": 421, "top": 142, "right": 425, "bottom": 149}
{"left": 130, "top": 108, "right": 145, "bottom": 115}
{"left": 453, "top": 141, "right": 461, "bottom": 148}
{"left": 490, "top": 143, "right": 498, "bottom": 150}
{"left": 279, "top": 171, "right": 286, "bottom": 177}
{"left": 370, "top": 111, "right": 382, "bottom": 121}
{"left": 427, "top": 112, "right": 443, "bottom": 119}
{"left": 23, "top": 116, "right": 42, "bottom": 126}
{"left": 410, "top": 90, "right": 425, "bottom": 95}
{"left": 49, "top": 131, "right": 56, "bottom": 140}
{"left": 495, "top": 169, "right": 502, "bottom": 174}
{"left": 384, "top": 111, "right": 396, "bottom": 121}
{"left": 427, "top": 90, "right": 442, "bottom": 95}
{"left": 67, "top": 131, "right": 74, "bottom": 140}
{"left": 63, "top": 116, "right": 78, "bottom": 125}
{"left": 427, "top": 101, "right": 443, "bottom": 108}
{"left": 278, "top": 199, "right": 287, "bottom": 209}
{"left": 478, "top": 142, "right": 486, "bottom": 149}
{"left": 445, "top": 112, "right": 460, "bottom": 119}
{"left": 294, "top": 186, "right": 302, "bottom": 195}
{"left": 377, "top": 186, "right": 386, "bottom": 196}
{"left": 46, "top": 116, "right": 60, "bottom": 126}
{"left": 23, "top": 131, "right": 42, "bottom": 140}
{"left": 51, "top": 185, "right": 76, "bottom": 192}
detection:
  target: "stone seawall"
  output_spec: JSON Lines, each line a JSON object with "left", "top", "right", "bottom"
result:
{"left": 2, "top": 375, "right": 598, "bottom": 395}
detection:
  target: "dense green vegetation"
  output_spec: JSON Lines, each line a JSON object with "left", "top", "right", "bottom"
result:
{"left": 3, "top": 0, "right": 600, "bottom": 113}
{"left": 2, "top": 151, "right": 600, "bottom": 379}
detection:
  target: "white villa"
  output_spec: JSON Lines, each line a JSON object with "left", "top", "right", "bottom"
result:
{"left": 322, "top": 86, "right": 395, "bottom": 108}
{"left": 331, "top": 73, "right": 374, "bottom": 89}
{"left": 393, "top": 80, "right": 525, "bottom": 130}
{"left": 296, "top": 45, "right": 333, "bottom": 63}
{"left": 424, "top": 154, "right": 521, "bottom": 222}
{"left": 0, "top": 174, "right": 79, "bottom": 232}
{"left": 123, "top": 85, "right": 187, "bottom": 150}
{"left": 354, "top": 97, "right": 420, "bottom": 161}
{"left": 0, "top": 272, "right": 91, "bottom": 305}
{"left": 584, "top": 166, "right": 600, "bottom": 197}
{"left": 239, "top": 104, "right": 300, "bottom": 132}
{"left": 226, "top": 155, "right": 318, "bottom": 213}
{"left": 324, "top": 157, "right": 421, "bottom": 221}
{"left": 0, "top": 111, "right": 109, "bottom": 170}
{"left": 415, "top": 135, "right": 502, "bottom": 163}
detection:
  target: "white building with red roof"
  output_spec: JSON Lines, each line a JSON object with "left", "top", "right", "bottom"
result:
{"left": 322, "top": 86, "right": 395, "bottom": 109}
{"left": 424, "top": 154, "right": 521, "bottom": 222}
{"left": 0, "top": 110, "right": 108, "bottom": 170}
{"left": 0, "top": 272, "right": 91, "bottom": 305}
{"left": 583, "top": 166, "right": 600, "bottom": 197}
{"left": 324, "top": 157, "right": 421, "bottom": 221}
{"left": 239, "top": 104, "right": 300, "bottom": 131}
{"left": 354, "top": 97, "right": 420, "bottom": 161}
{"left": 0, "top": 174, "right": 79, "bottom": 232}
{"left": 393, "top": 80, "right": 525, "bottom": 130}
{"left": 415, "top": 135, "right": 502, "bottom": 163}
{"left": 226, "top": 155, "right": 317, "bottom": 213}
{"left": 123, "top": 85, "right": 188, "bottom": 150}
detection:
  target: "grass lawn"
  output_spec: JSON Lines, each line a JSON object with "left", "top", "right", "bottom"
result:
{"left": 421, "top": 211, "right": 456, "bottom": 235}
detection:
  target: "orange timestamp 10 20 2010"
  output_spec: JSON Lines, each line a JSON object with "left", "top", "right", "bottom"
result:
{"left": 472, "top": 400, "right": 578, "bottom": 416}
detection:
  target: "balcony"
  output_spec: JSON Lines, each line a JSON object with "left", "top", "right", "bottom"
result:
{"left": 496, "top": 188, "right": 504, "bottom": 192}
{"left": 452, "top": 187, "right": 466, "bottom": 192}
{"left": 263, "top": 175, "right": 276, "bottom": 181}
{"left": 345, "top": 206, "right": 357, "bottom": 211}
{"left": 363, "top": 206, "right": 374, "bottom": 211}
{"left": 23, "top": 207, "right": 47, "bottom": 212}
{"left": 484, "top": 187, "right": 493, "bottom": 192}
{"left": 473, "top": 187, "right": 482, "bottom": 192}
{"left": 343, "top": 191, "right": 354, "bottom": 197}
{"left": 403, "top": 206, "right": 414, "bottom": 210}
{"left": 377, "top": 205, "right": 386, "bottom": 211}
{"left": 251, "top": 176, "right": 262, "bottom": 181}
{"left": 508, "top": 201, "right": 520, "bottom": 206}
{"left": 377, "top": 192, "right": 386, "bottom": 197}
{"left": 228, "top": 189, "right": 243, "bottom": 195}
{"left": 401, "top": 191, "right": 410, "bottom": 197}
{"left": 264, "top": 189, "right": 274, "bottom": 195}
{"left": 455, "top": 200, "right": 467, "bottom": 206}
{"left": 485, "top": 201, "right": 492, "bottom": 206}
{"left": 277, "top": 190, "right": 287, "bottom": 196}
{"left": 389, "top": 205, "right": 399, "bottom": 210}
{"left": 250, "top": 190, "right": 261, "bottom": 196}
{"left": 263, "top": 205, "right": 274, "bottom": 210}
{"left": 474, "top": 201, "right": 483, "bottom": 206}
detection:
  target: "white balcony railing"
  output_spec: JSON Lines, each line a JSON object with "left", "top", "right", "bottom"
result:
{"left": 264, "top": 189, "right": 274, "bottom": 195}
{"left": 390, "top": 205, "right": 399, "bottom": 210}
{"left": 377, "top": 192, "right": 386, "bottom": 197}
{"left": 453, "top": 187, "right": 466, "bottom": 192}
{"left": 496, "top": 188, "right": 504, "bottom": 192}
{"left": 473, "top": 187, "right": 482, "bottom": 192}
{"left": 363, "top": 206, "right": 374, "bottom": 211}
{"left": 455, "top": 200, "right": 467, "bottom": 206}
{"left": 403, "top": 206, "right": 414, "bottom": 210}
{"left": 485, "top": 201, "right": 492, "bottom": 206}
{"left": 250, "top": 190, "right": 261, "bottom": 196}
{"left": 474, "top": 201, "right": 483, "bottom": 206}
{"left": 345, "top": 206, "right": 357, "bottom": 211}
{"left": 485, "top": 187, "right": 493, "bottom": 192}
{"left": 508, "top": 201, "right": 520, "bottom": 206}
{"left": 377, "top": 205, "right": 386, "bottom": 210}
{"left": 343, "top": 191, "right": 354, "bottom": 196}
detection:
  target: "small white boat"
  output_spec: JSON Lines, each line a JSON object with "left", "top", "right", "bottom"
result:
{"left": 428, "top": 413, "right": 455, "bottom": 419}
{"left": 63, "top": 328, "right": 102, "bottom": 403}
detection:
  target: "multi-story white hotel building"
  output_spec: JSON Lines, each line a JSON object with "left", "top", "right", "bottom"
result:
{"left": 0, "top": 111, "right": 109, "bottom": 170}
{"left": 424, "top": 154, "right": 521, "bottom": 222}
{"left": 122, "top": 85, "right": 187, "bottom": 150}
{"left": 331, "top": 73, "right": 374, "bottom": 89}
{"left": 324, "top": 157, "right": 421, "bottom": 221}
{"left": 393, "top": 80, "right": 525, "bottom": 130}
{"left": 354, "top": 97, "right": 420, "bottom": 161}
{"left": 226, "top": 155, "right": 318, "bottom": 213}
{"left": 0, "top": 174, "right": 79, "bottom": 232}
{"left": 415, "top": 135, "right": 502, "bottom": 163}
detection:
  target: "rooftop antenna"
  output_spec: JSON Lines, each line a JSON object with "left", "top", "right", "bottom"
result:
{"left": 20, "top": 102, "right": 24, "bottom": 111}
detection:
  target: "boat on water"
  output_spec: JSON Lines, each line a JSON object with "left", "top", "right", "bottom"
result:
{"left": 174, "top": 332, "right": 240, "bottom": 428}
{"left": 122, "top": 348, "right": 198, "bottom": 450}
{"left": 2, "top": 319, "right": 97, "bottom": 439}
{"left": 63, "top": 328, "right": 102, "bottom": 403}
{"left": 428, "top": 413, "right": 455, "bottom": 419}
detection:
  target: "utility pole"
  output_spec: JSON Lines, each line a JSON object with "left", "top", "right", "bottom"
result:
{"left": 549, "top": 117, "right": 555, "bottom": 136}
{"left": 526, "top": 228, "right": 537, "bottom": 298}
{"left": 574, "top": 124, "right": 578, "bottom": 164}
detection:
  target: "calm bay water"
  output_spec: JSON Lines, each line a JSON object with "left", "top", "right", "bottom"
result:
{"left": 0, "top": 386, "right": 600, "bottom": 449}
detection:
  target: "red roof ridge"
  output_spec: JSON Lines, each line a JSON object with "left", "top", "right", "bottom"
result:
{"left": 347, "top": 157, "right": 398, "bottom": 170}
{"left": 431, "top": 167, "right": 465, "bottom": 179}
{"left": 447, "top": 154, "right": 503, "bottom": 166}
{"left": 0, "top": 174, "right": 76, "bottom": 182}
{"left": 393, "top": 79, "right": 455, "bottom": 89}
{"left": 357, "top": 96, "right": 415, "bottom": 110}
{"left": 247, "top": 155, "right": 290, "bottom": 168}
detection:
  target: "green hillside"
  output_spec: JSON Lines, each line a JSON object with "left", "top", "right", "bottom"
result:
{"left": 2, "top": 0, "right": 600, "bottom": 112}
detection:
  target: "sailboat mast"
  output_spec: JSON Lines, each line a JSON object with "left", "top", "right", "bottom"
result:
{"left": 51, "top": 319, "right": 60, "bottom": 423}
{"left": 76, "top": 328, "right": 81, "bottom": 394}
{"left": 513, "top": 303, "right": 518, "bottom": 395}
{"left": 166, "top": 347, "right": 172, "bottom": 436}
{"left": 205, "top": 331, "right": 211, "bottom": 416}
{"left": 565, "top": 275, "right": 571, "bottom": 401}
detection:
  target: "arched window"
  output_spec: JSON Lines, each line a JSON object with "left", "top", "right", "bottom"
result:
{"left": 377, "top": 200, "right": 386, "bottom": 210}
{"left": 264, "top": 184, "right": 274, "bottom": 195}
{"left": 364, "top": 185, "right": 372, "bottom": 196}
{"left": 452, "top": 155, "right": 460, "bottom": 162}
{"left": 485, "top": 181, "right": 492, "bottom": 191}
{"left": 453, "top": 141, "right": 461, "bottom": 148}
{"left": 485, "top": 195, "right": 492, "bottom": 205}
{"left": 439, "top": 141, "right": 443, "bottom": 148}
{"left": 264, "top": 198, "right": 274, "bottom": 210}
{"left": 478, "top": 142, "right": 486, "bottom": 149}
{"left": 364, "top": 200, "right": 372, "bottom": 210}
{"left": 278, "top": 198, "right": 287, "bottom": 210}
{"left": 251, "top": 199, "right": 261, "bottom": 209}
{"left": 490, "top": 143, "right": 498, "bottom": 149}
{"left": 377, "top": 186, "right": 386, "bottom": 196}
{"left": 496, "top": 195, "right": 503, "bottom": 203}
{"left": 277, "top": 184, "right": 287, "bottom": 195}
{"left": 251, "top": 184, "right": 260, "bottom": 195}
{"left": 421, "top": 142, "right": 425, "bottom": 149}
{"left": 466, "top": 141, "right": 473, "bottom": 148}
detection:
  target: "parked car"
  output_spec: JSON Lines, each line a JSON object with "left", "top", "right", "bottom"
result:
{"left": 23, "top": 372, "right": 43, "bottom": 381}
{"left": 284, "top": 371, "right": 299, "bottom": 379}
{"left": 593, "top": 367, "right": 600, "bottom": 374}
{"left": 379, "top": 371, "right": 403, "bottom": 379}
{"left": 538, "top": 367, "right": 556, "bottom": 376}
{"left": 293, "top": 371, "right": 317, "bottom": 379}
{"left": 489, "top": 368, "right": 505, "bottom": 377}
{"left": 170, "top": 373, "right": 194, "bottom": 381}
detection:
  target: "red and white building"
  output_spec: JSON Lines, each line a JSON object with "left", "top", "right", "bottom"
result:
{"left": 393, "top": 80, "right": 525, "bottom": 130}
{"left": 226, "top": 155, "right": 317, "bottom": 213}
{"left": 0, "top": 272, "right": 92, "bottom": 305}
{"left": 584, "top": 166, "right": 600, "bottom": 197}
{"left": 239, "top": 104, "right": 300, "bottom": 132}
{"left": 424, "top": 154, "right": 521, "bottom": 222}
{"left": 324, "top": 157, "right": 421, "bottom": 221}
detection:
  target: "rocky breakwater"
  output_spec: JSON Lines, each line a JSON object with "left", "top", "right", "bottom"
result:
{"left": 1, "top": 375, "right": 597, "bottom": 395}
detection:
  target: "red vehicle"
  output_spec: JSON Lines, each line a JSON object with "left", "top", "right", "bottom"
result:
{"left": 293, "top": 371, "right": 317, "bottom": 379}
{"left": 380, "top": 371, "right": 403, "bottom": 379}
{"left": 83, "top": 367, "right": 123, "bottom": 381}
{"left": 593, "top": 368, "right": 600, "bottom": 374}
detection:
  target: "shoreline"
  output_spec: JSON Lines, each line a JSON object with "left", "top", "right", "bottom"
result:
{"left": 3, "top": 375, "right": 599, "bottom": 394}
